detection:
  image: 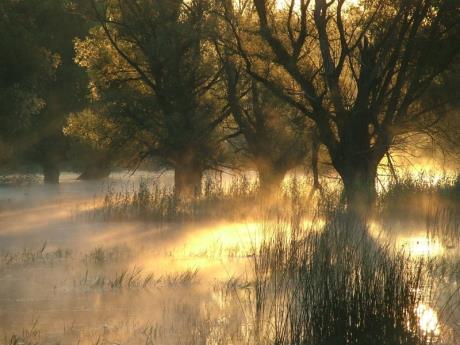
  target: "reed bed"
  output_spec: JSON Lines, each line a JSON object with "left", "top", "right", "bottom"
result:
{"left": 92, "top": 174, "right": 341, "bottom": 223}
{"left": 220, "top": 211, "right": 460, "bottom": 345}
{"left": 97, "top": 176, "right": 259, "bottom": 222}
{"left": 3, "top": 173, "right": 460, "bottom": 345}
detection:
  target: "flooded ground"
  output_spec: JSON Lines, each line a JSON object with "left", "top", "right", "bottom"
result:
{"left": 0, "top": 172, "right": 459, "bottom": 344}
{"left": 0, "top": 172, "right": 257, "bottom": 344}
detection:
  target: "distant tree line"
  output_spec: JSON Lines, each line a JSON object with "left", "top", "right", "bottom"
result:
{"left": 0, "top": 0, "right": 458, "bottom": 213}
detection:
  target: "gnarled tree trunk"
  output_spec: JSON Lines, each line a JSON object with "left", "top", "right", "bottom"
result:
{"left": 325, "top": 118, "right": 381, "bottom": 218}
{"left": 42, "top": 161, "right": 60, "bottom": 184}
{"left": 257, "top": 162, "right": 288, "bottom": 196}
{"left": 174, "top": 162, "right": 203, "bottom": 200}
{"left": 78, "top": 160, "right": 111, "bottom": 180}
{"left": 336, "top": 159, "right": 378, "bottom": 218}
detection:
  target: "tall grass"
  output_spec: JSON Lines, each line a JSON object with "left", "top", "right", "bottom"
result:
{"left": 94, "top": 175, "right": 327, "bottom": 223}
{"left": 426, "top": 206, "right": 460, "bottom": 250}
{"left": 377, "top": 173, "right": 460, "bottom": 252}
{"left": 96, "top": 172, "right": 459, "bottom": 224}
{"left": 5, "top": 173, "right": 459, "bottom": 345}
{"left": 0, "top": 243, "right": 72, "bottom": 266}
{"left": 221, "top": 211, "right": 459, "bottom": 345}
{"left": 79, "top": 267, "right": 199, "bottom": 290}
{"left": 97, "top": 176, "right": 258, "bottom": 222}
{"left": 379, "top": 173, "right": 459, "bottom": 220}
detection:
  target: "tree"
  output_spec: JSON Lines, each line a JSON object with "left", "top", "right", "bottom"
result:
{"left": 27, "top": 0, "right": 90, "bottom": 184}
{"left": 75, "top": 0, "right": 229, "bottom": 198}
{"left": 214, "top": 1, "right": 315, "bottom": 194}
{"left": 0, "top": 1, "right": 56, "bottom": 169}
{"left": 64, "top": 110, "right": 120, "bottom": 180}
{"left": 0, "top": 0, "right": 89, "bottom": 183}
{"left": 221, "top": 61, "right": 310, "bottom": 193}
{"left": 227, "top": 0, "right": 459, "bottom": 214}
{"left": 418, "top": 57, "right": 460, "bottom": 163}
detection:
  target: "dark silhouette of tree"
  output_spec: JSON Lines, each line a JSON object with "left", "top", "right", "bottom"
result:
{"left": 64, "top": 110, "right": 120, "bottom": 180}
{"left": 76, "top": 0, "right": 229, "bottom": 198}
{"left": 0, "top": 1, "right": 56, "bottom": 169}
{"left": 417, "top": 57, "right": 460, "bottom": 162}
{"left": 215, "top": 1, "right": 316, "bottom": 194}
{"left": 30, "top": 0, "right": 89, "bottom": 184}
{"left": 226, "top": 0, "right": 459, "bottom": 214}
{"left": 0, "top": 0, "right": 89, "bottom": 183}
{"left": 221, "top": 61, "right": 310, "bottom": 193}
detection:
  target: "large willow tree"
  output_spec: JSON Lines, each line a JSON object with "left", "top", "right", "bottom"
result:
{"left": 76, "top": 0, "right": 228, "bottom": 198}
{"left": 219, "top": 55, "right": 310, "bottom": 192}
{"left": 0, "top": 0, "right": 88, "bottom": 183}
{"left": 226, "top": 0, "right": 459, "bottom": 213}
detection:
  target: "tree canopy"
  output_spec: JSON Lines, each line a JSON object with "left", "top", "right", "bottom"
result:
{"left": 220, "top": 0, "right": 460, "bottom": 212}
{"left": 0, "top": 0, "right": 458, "bottom": 209}
{"left": 74, "top": 0, "right": 231, "bottom": 197}
{"left": 0, "top": 0, "right": 89, "bottom": 182}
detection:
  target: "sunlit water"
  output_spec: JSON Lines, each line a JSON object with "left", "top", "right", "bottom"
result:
{"left": 417, "top": 304, "right": 440, "bottom": 335}
{"left": 0, "top": 172, "right": 458, "bottom": 343}
{"left": 0, "top": 172, "right": 255, "bottom": 344}
{"left": 369, "top": 220, "right": 460, "bottom": 338}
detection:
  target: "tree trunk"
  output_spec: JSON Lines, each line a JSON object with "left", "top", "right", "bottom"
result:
{"left": 43, "top": 161, "right": 60, "bottom": 184}
{"left": 311, "top": 129, "right": 321, "bottom": 191}
{"left": 257, "top": 164, "right": 287, "bottom": 195}
{"left": 338, "top": 161, "right": 378, "bottom": 218}
{"left": 174, "top": 163, "right": 203, "bottom": 200}
{"left": 78, "top": 160, "right": 111, "bottom": 180}
{"left": 327, "top": 118, "right": 382, "bottom": 218}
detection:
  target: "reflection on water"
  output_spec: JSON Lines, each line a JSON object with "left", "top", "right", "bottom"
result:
{"left": 417, "top": 303, "right": 440, "bottom": 335}
{"left": 369, "top": 222, "right": 448, "bottom": 258}
{"left": 399, "top": 236, "right": 444, "bottom": 257}
{"left": 0, "top": 172, "right": 458, "bottom": 344}
{"left": 156, "top": 219, "right": 325, "bottom": 270}
{"left": 179, "top": 222, "right": 262, "bottom": 257}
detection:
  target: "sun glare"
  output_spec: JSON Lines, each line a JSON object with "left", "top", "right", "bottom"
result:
{"left": 398, "top": 236, "right": 444, "bottom": 257}
{"left": 417, "top": 303, "right": 440, "bottom": 335}
{"left": 369, "top": 224, "right": 445, "bottom": 258}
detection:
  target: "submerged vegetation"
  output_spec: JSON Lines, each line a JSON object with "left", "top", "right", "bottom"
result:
{"left": 97, "top": 176, "right": 260, "bottom": 222}
{"left": 85, "top": 175, "right": 460, "bottom": 344}
{"left": 231, "top": 215, "right": 455, "bottom": 345}
{"left": 0, "top": 0, "right": 459, "bottom": 343}
{"left": 94, "top": 173, "right": 459, "bottom": 224}
{"left": 2, "top": 173, "right": 458, "bottom": 344}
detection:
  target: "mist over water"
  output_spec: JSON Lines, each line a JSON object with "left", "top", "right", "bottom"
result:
{"left": 2, "top": 0, "right": 459, "bottom": 341}
{"left": 0, "top": 172, "right": 259, "bottom": 344}
{"left": 0, "top": 171, "right": 459, "bottom": 344}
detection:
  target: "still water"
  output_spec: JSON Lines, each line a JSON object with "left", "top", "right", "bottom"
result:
{"left": 0, "top": 172, "right": 458, "bottom": 344}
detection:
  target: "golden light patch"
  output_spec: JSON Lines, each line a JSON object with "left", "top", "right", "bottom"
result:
{"left": 398, "top": 236, "right": 444, "bottom": 257}
{"left": 417, "top": 303, "right": 440, "bottom": 335}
